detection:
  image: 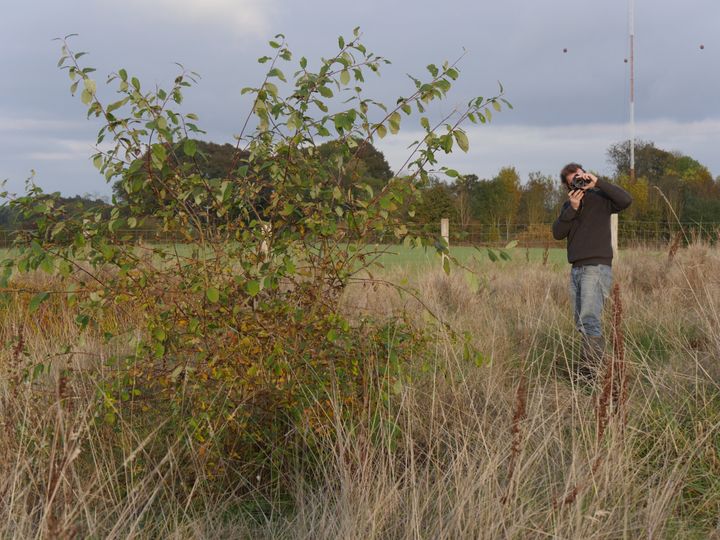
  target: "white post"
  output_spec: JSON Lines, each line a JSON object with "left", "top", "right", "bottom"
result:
{"left": 611, "top": 214, "right": 619, "bottom": 260}
{"left": 441, "top": 218, "right": 450, "bottom": 269}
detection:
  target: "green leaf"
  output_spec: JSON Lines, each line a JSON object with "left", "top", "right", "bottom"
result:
{"left": 504, "top": 240, "right": 518, "bottom": 249}
{"left": 246, "top": 280, "right": 261, "bottom": 297}
{"left": 442, "top": 255, "right": 450, "bottom": 275}
{"left": 83, "top": 78, "right": 96, "bottom": 95}
{"left": 29, "top": 292, "right": 50, "bottom": 314}
{"left": 338, "top": 36, "right": 345, "bottom": 49}
{"left": 340, "top": 70, "right": 350, "bottom": 85}
{"left": 376, "top": 124, "right": 387, "bottom": 139}
{"left": 454, "top": 129, "right": 469, "bottom": 152}
{"left": 420, "top": 117, "right": 430, "bottom": 130}
{"left": 183, "top": 138, "right": 196, "bottom": 157}
{"left": 206, "top": 287, "right": 220, "bottom": 303}
{"left": 487, "top": 248, "right": 498, "bottom": 262}
{"left": 39, "top": 257, "right": 54, "bottom": 275}
{"left": 388, "top": 112, "right": 401, "bottom": 134}
{"left": 80, "top": 89, "right": 92, "bottom": 105}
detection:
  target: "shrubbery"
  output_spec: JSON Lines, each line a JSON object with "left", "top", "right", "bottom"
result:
{"left": 3, "top": 29, "right": 506, "bottom": 492}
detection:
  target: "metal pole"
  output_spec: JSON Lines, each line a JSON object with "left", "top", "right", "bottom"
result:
{"left": 629, "top": 0, "right": 636, "bottom": 182}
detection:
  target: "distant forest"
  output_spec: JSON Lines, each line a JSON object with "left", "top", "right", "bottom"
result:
{"left": 3, "top": 138, "right": 719, "bottom": 238}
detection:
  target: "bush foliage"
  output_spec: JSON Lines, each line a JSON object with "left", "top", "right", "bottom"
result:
{"left": 3, "top": 29, "right": 507, "bottom": 487}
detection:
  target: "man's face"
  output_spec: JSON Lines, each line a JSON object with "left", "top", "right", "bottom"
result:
{"left": 565, "top": 168, "right": 585, "bottom": 189}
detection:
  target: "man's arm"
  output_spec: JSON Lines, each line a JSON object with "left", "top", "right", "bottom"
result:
{"left": 552, "top": 202, "right": 577, "bottom": 240}
{"left": 595, "top": 178, "right": 632, "bottom": 213}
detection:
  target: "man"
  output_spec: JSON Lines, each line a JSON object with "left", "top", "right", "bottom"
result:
{"left": 552, "top": 163, "right": 632, "bottom": 383}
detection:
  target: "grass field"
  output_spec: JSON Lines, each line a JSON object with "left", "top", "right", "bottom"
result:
{"left": 1, "top": 242, "right": 719, "bottom": 537}
{"left": 373, "top": 244, "right": 568, "bottom": 269}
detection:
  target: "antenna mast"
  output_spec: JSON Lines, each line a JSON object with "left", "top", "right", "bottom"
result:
{"left": 629, "top": 0, "right": 636, "bottom": 181}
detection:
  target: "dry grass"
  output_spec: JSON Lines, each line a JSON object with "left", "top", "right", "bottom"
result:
{"left": 2, "top": 242, "right": 720, "bottom": 538}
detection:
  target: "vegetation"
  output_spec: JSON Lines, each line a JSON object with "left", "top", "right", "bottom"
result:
{"left": 2, "top": 241, "right": 720, "bottom": 537}
{"left": 0, "top": 28, "right": 511, "bottom": 536}
{"left": 2, "top": 27, "right": 719, "bottom": 539}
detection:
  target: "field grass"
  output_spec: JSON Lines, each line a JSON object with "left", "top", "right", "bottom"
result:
{"left": 1, "top": 242, "right": 719, "bottom": 537}
{"left": 373, "top": 244, "right": 567, "bottom": 270}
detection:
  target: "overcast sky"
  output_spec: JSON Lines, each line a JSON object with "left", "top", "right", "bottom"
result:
{"left": 1, "top": 0, "right": 718, "bottom": 197}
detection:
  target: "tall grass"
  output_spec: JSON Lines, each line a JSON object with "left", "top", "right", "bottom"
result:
{"left": 1, "top": 242, "right": 719, "bottom": 538}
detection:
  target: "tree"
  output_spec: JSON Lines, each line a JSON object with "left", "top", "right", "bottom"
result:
{"left": 415, "top": 178, "right": 458, "bottom": 225}
{"left": 9, "top": 30, "right": 509, "bottom": 488}
{"left": 494, "top": 166, "right": 521, "bottom": 238}
{"left": 607, "top": 139, "right": 720, "bottom": 226}
{"left": 607, "top": 139, "right": 675, "bottom": 180}
{"left": 315, "top": 137, "right": 393, "bottom": 193}
{"left": 518, "top": 171, "right": 555, "bottom": 225}
{"left": 453, "top": 174, "right": 478, "bottom": 230}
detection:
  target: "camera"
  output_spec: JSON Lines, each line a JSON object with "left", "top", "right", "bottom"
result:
{"left": 571, "top": 173, "right": 591, "bottom": 190}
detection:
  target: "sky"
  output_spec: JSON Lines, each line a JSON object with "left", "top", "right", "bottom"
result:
{"left": 1, "top": 0, "right": 718, "bottom": 197}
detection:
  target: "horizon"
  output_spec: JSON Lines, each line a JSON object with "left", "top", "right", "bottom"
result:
{"left": 2, "top": 0, "right": 718, "bottom": 196}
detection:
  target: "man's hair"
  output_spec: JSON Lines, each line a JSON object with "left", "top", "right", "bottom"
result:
{"left": 560, "top": 162, "right": 583, "bottom": 185}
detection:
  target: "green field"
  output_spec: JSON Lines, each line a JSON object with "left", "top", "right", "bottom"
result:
{"left": 373, "top": 245, "right": 567, "bottom": 270}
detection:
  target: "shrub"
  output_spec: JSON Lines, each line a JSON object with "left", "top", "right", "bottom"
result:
{"left": 4, "top": 29, "right": 508, "bottom": 492}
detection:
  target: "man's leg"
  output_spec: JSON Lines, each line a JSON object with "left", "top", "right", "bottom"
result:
{"left": 569, "top": 267, "right": 587, "bottom": 381}
{"left": 575, "top": 265, "right": 613, "bottom": 382}
{"left": 569, "top": 267, "right": 582, "bottom": 329}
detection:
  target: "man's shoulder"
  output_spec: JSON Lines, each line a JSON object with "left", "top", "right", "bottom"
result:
{"left": 587, "top": 188, "right": 611, "bottom": 202}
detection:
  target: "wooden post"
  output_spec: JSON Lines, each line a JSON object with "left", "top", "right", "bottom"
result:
{"left": 611, "top": 214, "right": 619, "bottom": 260}
{"left": 441, "top": 218, "right": 450, "bottom": 269}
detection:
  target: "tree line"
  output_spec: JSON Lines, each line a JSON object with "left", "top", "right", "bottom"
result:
{"left": 413, "top": 139, "right": 720, "bottom": 242}
{"left": 3, "top": 138, "right": 719, "bottom": 242}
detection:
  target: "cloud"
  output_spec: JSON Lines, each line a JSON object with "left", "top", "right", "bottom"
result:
{"left": 0, "top": 116, "right": 82, "bottom": 133}
{"left": 108, "top": 0, "right": 276, "bottom": 36}
{"left": 376, "top": 118, "right": 720, "bottom": 182}
{"left": 24, "top": 139, "right": 99, "bottom": 161}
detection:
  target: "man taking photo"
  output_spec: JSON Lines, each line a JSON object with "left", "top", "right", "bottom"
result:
{"left": 552, "top": 163, "right": 632, "bottom": 384}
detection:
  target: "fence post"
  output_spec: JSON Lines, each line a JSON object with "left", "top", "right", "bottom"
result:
{"left": 441, "top": 218, "right": 449, "bottom": 270}
{"left": 611, "top": 214, "right": 619, "bottom": 260}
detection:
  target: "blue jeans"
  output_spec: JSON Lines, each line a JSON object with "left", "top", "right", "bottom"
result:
{"left": 569, "top": 264, "right": 613, "bottom": 337}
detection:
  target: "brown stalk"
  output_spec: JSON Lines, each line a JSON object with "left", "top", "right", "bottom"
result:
{"left": 501, "top": 372, "right": 527, "bottom": 504}
{"left": 667, "top": 230, "right": 682, "bottom": 264}
{"left": 610, "top": 283, "right": 628, "bottom": 424}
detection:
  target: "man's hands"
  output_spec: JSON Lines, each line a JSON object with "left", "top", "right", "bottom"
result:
{"left": 577, "top": 171, "right": 598, "bottom": 190}
{"left": 567, "top": 171, "right": 598, "bottom": 210}
{"left": 569, "top": 189, "right": 585, "bottom": 210}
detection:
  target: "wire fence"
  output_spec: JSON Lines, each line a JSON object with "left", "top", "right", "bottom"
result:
{"left": 400, "top": 221, "right": 720, "bottom": 249}
{"left": 1, "top": 221, "right": 718, "bottom": 250}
